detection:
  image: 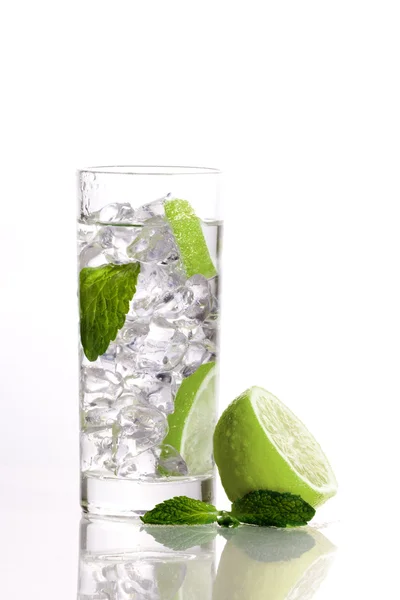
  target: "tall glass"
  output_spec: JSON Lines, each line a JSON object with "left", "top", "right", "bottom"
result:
{"left": 77, "top": 166, "right": 221, "bottom": 516}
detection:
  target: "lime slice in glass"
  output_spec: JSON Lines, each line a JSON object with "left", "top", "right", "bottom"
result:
{"left": 213, "top": 386, "right": 337, "bottom": 507}
{"left": 164, "top": 362, "right": 217, "bottom": 475}
{"left": 164, "top": 198, "right": 217, "bottom": 279}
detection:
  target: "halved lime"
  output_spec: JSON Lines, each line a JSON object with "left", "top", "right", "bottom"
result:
{"left": 213, "top": 387, "right": 337, "bottom": 507}
{"left": 164, "top": 198, "right": 217, "bottom": 279}
{"left": 164, "top": 362, "right": 217, "bottom": 475}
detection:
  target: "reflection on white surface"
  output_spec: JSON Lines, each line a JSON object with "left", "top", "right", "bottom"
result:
{"left": 77, "top": 516, "right": 335, "bottom": 600}
{"left": 214, "top": 526, "right": 336, "bottom": 600}
{"left": 78, "top": 515, "right": 216, "bottom": 599}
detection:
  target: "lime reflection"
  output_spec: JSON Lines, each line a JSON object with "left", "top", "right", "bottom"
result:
{"left": 214, "top": 525, "right": 336, "bottom": 600}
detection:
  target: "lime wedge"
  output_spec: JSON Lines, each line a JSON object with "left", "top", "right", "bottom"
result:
{"left": 164, "top": 198, "right": 217, "bottom": 279}
{"left": 164, "top": 362, "right": 217, "bottom": 475}
{"left": 213, "top": 387, "right": 337, "bottom": 507}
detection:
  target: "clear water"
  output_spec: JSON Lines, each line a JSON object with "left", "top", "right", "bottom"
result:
{"left": 78, "top": 197, "right": 221, "bottom": 515}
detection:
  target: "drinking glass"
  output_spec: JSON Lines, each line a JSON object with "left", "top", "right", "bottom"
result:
{"left": 77, "top": 166, "right": 221, "bottom": 516}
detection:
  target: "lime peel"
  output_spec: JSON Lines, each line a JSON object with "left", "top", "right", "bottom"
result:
{"left": 164, "top": 198, "right": 217, "bottom": 279}
{"left": 164, "top": 362, "right": 217, "bottom": 475}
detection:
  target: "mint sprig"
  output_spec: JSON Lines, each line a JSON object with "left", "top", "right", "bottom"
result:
{"left": 231, "top": 490, "right": 315, "bottom": 527}
{"left": 140, "top": 496, "right": 219, "bottom": 525}
{"left": 79, "top": 262, "right": 140, "bottom": 361}
{"left": 140, "top": 490, "right": 315, "bottom": 528}
{"left": 217, "top": 511, "right": 240, "bottom": 528}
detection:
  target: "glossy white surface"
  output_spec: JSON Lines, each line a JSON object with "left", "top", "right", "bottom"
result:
{"left": 1, "top": 472, "right": 397, "bottom": 599}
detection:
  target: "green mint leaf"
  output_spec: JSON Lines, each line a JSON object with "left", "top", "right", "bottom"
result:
{"left": 217, "top": 511, "right": 241, "bottom": 528}
{"left": 140, "top": 496, "right": 219, "bottom": 525}
{"left": 231, "top": 490, "right": 315, "bottom": 528}
{"left": 79, "top": 262, "right": 140, "bottom": 361}
{"left": 142, "top": 524, "right": 218, "bottom": 550}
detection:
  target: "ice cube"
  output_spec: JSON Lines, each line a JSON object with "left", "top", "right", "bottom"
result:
{"left": 173, "top": 315, "right": 201, "bottom": 334}
{"left": 114, "top": 346, "right": 137, "bottom": 377}
{"left": 80, "top": 343, "right": 120, "bottom": 374}
{"left": 136, "top": 317, "right": 188, "bottom": 372}
{"left": 159, "top": 249, "right": 180, "bottom": 267}
{"left": 129, "top": 264, "right": 169, "bottom": 318}
{"left": 132, "top": 198, "right": 166, "bottom": 223}
{"left": 129, "top": 263, "right": 186, "bottom": 319}
{"left": 117, "top": 319, "right": 149, "bottom": 347}
{"left": 90, "top": 202, "right": 136, "bottom": 224}
{"left": 123, "top": 373, "right": 154, "bottom": 393}
{"left": 147, "top": 382, "right": 174, "bottom": 414}
{"left": 156, "top": 444, "right": 188, "bottom": 476}
{"left": 82, "top": 394, "right": 140, "bottom": 428}
{"left": 127, "top": 216, "right": 177, "bottom": 264}
{"left": 113, "top": 403, "right": 168, "bottom": 467}
{"left": 154, "top": 286, "right": 193, "bottom": 318}
{"left": 81, "top": 427, "right": 114, "bottom": 474}
{"left": 123, "top": 372, "right": 176, "bottom": 410}
{"left": 190, "top": 322, "right": 218, "bottom": 355}
{"left": 98, "top": 342, "right": 119, "bottom": 369}
{"left": 77, "top": 220, "right": 98, "bottom": 249}
{"left": 81, "top": 367, "right": 124, "bottom": 406}
{"left": 96, "top": 225, "right": 141, "bottom": 264}
{"left": 82, "top": 400, "right": 113, "bottom": 428}
{"left": 114, "top": 320, "right": 149, "bottom": 375}
{"left": 181, "top": 343, "right": 209, "bottom": 378}
{"left": 116, "top": 448, "right": 157, "bottom": 478}
{"left": 79, "top": 243, "right": 108, "bottom": 269}
{"left": 185, "top": 274, "right": 212, "bottom": 321}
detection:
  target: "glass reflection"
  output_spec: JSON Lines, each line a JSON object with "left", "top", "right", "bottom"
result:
{"left": 77, "top": 515, "right": 335, "bottom": 600}
{"left": 78, "top": 515, "right": 216, "bottom": 600}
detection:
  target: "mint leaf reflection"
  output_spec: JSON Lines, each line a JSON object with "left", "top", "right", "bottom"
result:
{"left": 143, "top": 524, "right": 218, "bottom": 551}
{"left": 220, "top": 526, "right": 315, "bottom": 562}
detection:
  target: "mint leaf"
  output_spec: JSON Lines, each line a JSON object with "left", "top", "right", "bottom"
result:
{"left": 217, "top": 511, "right": 240, "bottom": 528}
{"left": 143, "top": 524, "right": 218, "bottom": 550}
{"left": 79, "top": 262, "right": 140, "bottom": 361}
{"left": 140, "top": 496, "right": 218, "bottom": 525}
{"left": 231, "top": 490, "right": 315, "bottom": 527}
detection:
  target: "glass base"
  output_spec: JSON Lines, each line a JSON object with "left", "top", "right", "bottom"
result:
{"left": 81, "top": 473, "right": 215, "bottom": 517}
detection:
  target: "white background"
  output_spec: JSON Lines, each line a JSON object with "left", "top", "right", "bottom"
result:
{"left": 1, "top": 1, "right": 400, "bottom": 597}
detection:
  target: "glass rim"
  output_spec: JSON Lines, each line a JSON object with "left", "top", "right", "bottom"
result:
{"left": 78, "top": 165, "right": 221, "bottom": 176}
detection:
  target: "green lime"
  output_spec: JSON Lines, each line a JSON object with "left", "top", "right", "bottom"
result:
{"left": 213, "top": 387, "right": 337, "bottom": 507}
{"left": 164, "top": 198, "right": 217, "bottom": 279}
{"left": 164, "top": 362, "right": 217, "bottom": 475}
